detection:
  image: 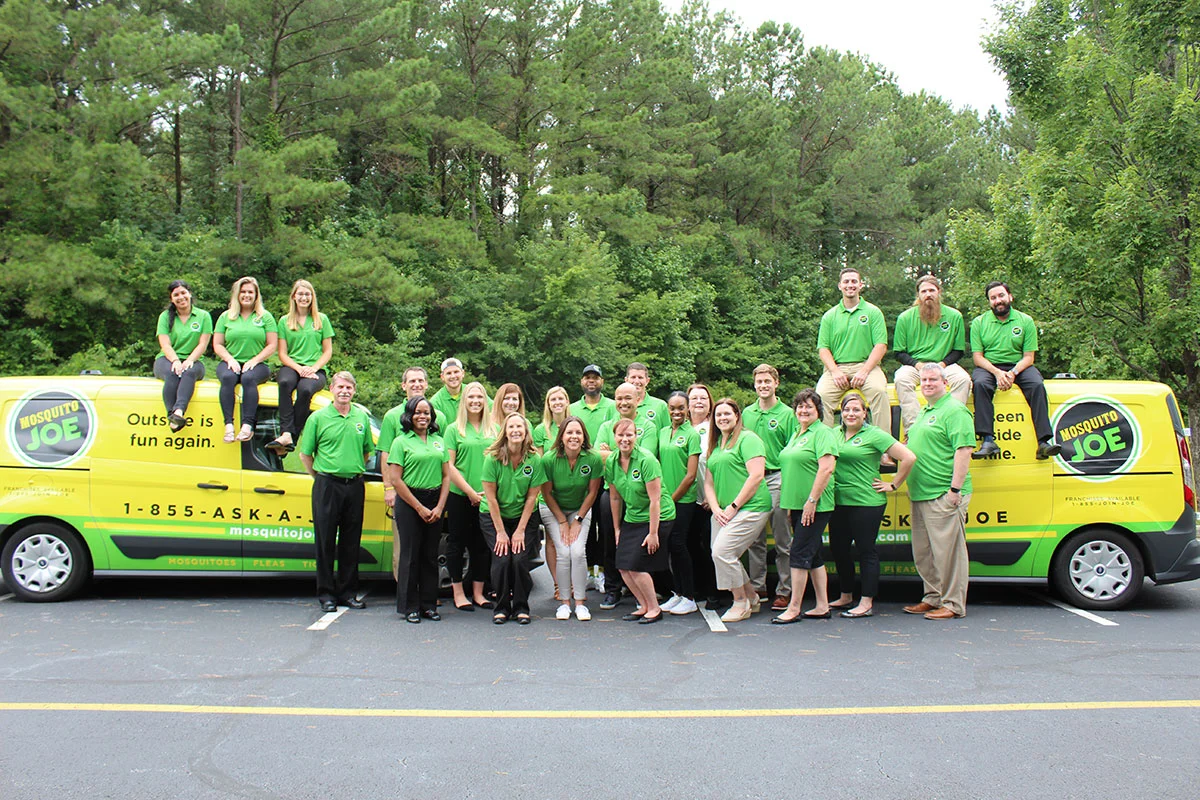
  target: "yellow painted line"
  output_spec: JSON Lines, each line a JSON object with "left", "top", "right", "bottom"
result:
{"left": 1, "top": 700, "right": 1197, "bottom": 720}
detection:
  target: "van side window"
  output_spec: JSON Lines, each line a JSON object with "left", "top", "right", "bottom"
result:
{"left": 243, "top": 409, "right": 309, "bottom": 475}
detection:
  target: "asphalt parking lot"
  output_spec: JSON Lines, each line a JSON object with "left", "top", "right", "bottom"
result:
{"left": 2, "top": 568, "right": 1198, "bottom": 800}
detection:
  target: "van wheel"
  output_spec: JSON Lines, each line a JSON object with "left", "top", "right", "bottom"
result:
{"left": 1, "top": 523, "right": 91, "bottom": 602}
{"left": 1051, "top": 529, "right": 1144, "bottom": 610}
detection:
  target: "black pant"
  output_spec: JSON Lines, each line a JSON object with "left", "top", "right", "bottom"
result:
{"left": 479, "top": 512, "right": 542, "bottom": 616}
{"left": 972, "top": 365, "right": 1053, "bottom": 442}
{"left": 312, "top": 473, "right": 364, "bottom": 603}
{"left": 446, "top": 491, "right": 490, "bottom": 584}
{"left": 216, "top": 361, "right": 271, "bottom": 426}
{"left": 828, "top": 504, "right": 885, "bottom": 598}
{"left": 597, "top": 489, "right": 624, "bottom": 595}
{"left": 154, "top": 356, "right": 205, "bottom": 416}
{"left": 277, "top": 366, "right": 327, "bottom": 439}
{"left": 395, "top": 487, "right": 441, "bottom": 614}
{"left": 789, "top": 509, "right": 833, "bottom": 570}
{"left": 687, "top": 503, "right": 721, "bottom": 602}
{"left": 667, "top": 502, "right": 696, "bottom": 598}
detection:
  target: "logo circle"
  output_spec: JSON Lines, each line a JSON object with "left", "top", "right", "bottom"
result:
{"left": 190, "top": 320, "right": 201, "bottom": 331}
{"left": 631, "top": 468, "right": 642, "bottom": 481}
{"left": 580, "top": 464, "right": 592, "bottom": 476}
{"left": 1012, "top": 325, "right": 1022, "bottom": 336}
{"left": 522, "top": 464, "right": 533, "bottom": 476}
{"left": 6, "top": 388, "right": 97, "bottom": 467}
{"left": 768, "top": 418, "right": 779, "bottom": 430}
{"left": 940, "top": 320, "right": 950, "bottom": 331}
{"left": 646, "top": 409, "right": 656, "bottom": 420}
{"left": 1052, "top": 395, "right": 1142, "bottom": 481}
{"left": 858, "top": 314, "right": 869, "bottom": 325}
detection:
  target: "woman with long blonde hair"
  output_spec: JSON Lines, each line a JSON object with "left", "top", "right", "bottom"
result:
{"left": 444, "top": 382, "right": 498, "bottom": 611}
{"left": 212, "top": 276, "right": 277, "bottom": 443}
{"left": 269, "top": 279, "right": 334, "bottom": 453}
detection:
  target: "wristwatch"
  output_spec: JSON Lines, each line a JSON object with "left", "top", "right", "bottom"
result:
{"left": 949, "top": 486, "right": 961, "bottom": 494}
{"left": 574, "top": 515, "right": 584, "bottom": 523}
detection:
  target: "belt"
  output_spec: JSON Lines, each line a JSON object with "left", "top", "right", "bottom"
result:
{"left": 765, "top": 469, "right": 781, "bottom": 475}
{"left": 317, "top": 473, "right": 363, "bottom": 485}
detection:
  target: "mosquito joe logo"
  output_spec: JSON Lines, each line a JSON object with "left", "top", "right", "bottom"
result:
{"left": 7, "top": 388, "right": 97, "bottom": 467}
{"left": 1052, "top": 396, "right": 1141, "bottom": 481}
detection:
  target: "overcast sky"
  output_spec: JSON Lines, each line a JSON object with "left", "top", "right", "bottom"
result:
{"left": 666, "top": 0, "right": 1011, "bottom": 113}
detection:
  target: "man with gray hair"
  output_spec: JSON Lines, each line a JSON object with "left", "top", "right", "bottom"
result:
{"left": 902, "top": 363, "right": 974, "bottom": 620}
{"left": 892, "top": 275, "right": 971, "bottom": 435}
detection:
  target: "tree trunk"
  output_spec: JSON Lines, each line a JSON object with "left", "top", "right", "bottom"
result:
{"left": 173, "top": 110, "right": 182, "bottom": 215}
{"left": 232, "top": 76, "right": 243, "bottom": 240}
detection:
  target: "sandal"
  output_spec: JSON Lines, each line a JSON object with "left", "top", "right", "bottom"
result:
{"left": 266, "top": 437, "right": 293, "bottom": 455}
{"left": 168, "top": 412, "right": 186, "bottom": 432}
{"left": 223, "top": 425, "right": 236, "bottom": 444}
{"left": 516, "top": 614, "right": 531, "bottom": 625}
{"left": 493, "top": 613, "right": 508, "bottom": 625}
{"left": 235, "top": 424, "right": 254, "bottom": 442}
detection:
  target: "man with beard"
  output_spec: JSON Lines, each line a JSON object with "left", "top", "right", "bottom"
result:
{"left": 568, "top": 364, "right": 618, "bottom": 441}
{"left": 970, "top": 281, "right": 1062, "bottom": 460}
{"left": 893, "top": 275, "right": 971, "bottom": 434}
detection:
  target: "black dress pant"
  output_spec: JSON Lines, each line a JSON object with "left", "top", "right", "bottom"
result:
{"left": 395, "top": 488, "right": 441, "bottom": 614}
{"left": 446, "top": 491, "right": 490, "bottom": 584}
{"left": 687, "top": 503, "right": 722, "bottom": 602}
{"left": 312, "top": 473, "right": 364, "bottom": 603}
{"left": 597, "top": 489, "right": 624, "bottom": 595}
{"left": 479, "top": 512, "right": 542, "bottom": 616}
{"left": 667, "top": 502, "right": 696, "bottom": 598}
{"left": 153, "top": 356, "right": 205, "bottom": 416}
{"left": 277, "top": 366, "right": 327, "bottom": 439}
{"left": 972, "top": 365, "right": 1053, "bottom": 441}
{"left": 828, "top": 504, "right": 886, "bottom": 598}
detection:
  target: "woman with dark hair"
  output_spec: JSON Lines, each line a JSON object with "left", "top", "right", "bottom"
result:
{"left": 828, "top": 390, "right": 916, "bottom": 618}
{"left": 154, "top": 280, "right": 213, "bottom": 432}
{"left": 212, "top": 276, "right": 277, "bottom": 444}
{"left": 481, "top": 413, "right": 548, "bottom": 625}
{"left": 773, "top": 389, "right": 838, "bottom": 623}
{"left": 657, "top": 391, "right": 700, "bottom": 615}
{"left": 269, "top": 279, "right": 333, "bottom": 454}
{"left": 704, "top": 397, "right": 771, "bottom": 623}
{"left": 445, "top": 381, "right": 497, "bottom": 612}
{"left": 539, "top": 415, "right": 603, "bottom": 621}
{"left": 387, "top": 396, "right": 450, "bottom": 623}
{"left": 606, "top": 418, "right": 675, "bottom": 624}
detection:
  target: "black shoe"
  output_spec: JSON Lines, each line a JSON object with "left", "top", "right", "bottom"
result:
{"left": 405, "top": 611, "right": 420, "bottom": 623}
{"left": 421, "top": 609, "right": 441, "bottom": 621}
{"left": 1036, "top": 440, "right": 1063, "bottom": 460}
{"left": 638, "top": 612, "right": 662, "bottom": 625}
{"left": 320, "top": 600, "right": 337, "bottom": 612}
{"left": 344, "top": 597, "right": 366, "bottom": 610}
{"left": 621, "top": 612, "right": 644, "bottom": 622}
{"left": 972, "top": 440, "right": 1001, "bottom": 459}
{"left": 600, "top": 592, "right": 621, "bottom": 610}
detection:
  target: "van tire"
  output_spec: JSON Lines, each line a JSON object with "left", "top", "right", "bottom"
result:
{"left": 1, "top": 523, "right": 91, "bottom": 602}
{"left": 1051, "top": 528, "right": 1144, "bottom": 610}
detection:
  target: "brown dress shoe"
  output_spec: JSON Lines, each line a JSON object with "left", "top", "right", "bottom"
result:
{"left": 903, "top": 602, "right": 937, "bottom": 614}
{"left": 771, "top": 594, "right": 791, "bottom": 610}
{"left": 924, "top": 607, "right": 961, "bottom": 620}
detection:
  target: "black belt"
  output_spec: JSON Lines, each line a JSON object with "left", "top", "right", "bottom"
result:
{"left": 318, "top": 473, "right": 363, "bottom": 485}
{"left": 765, "top": 469, "right": 781, "bottom": 475}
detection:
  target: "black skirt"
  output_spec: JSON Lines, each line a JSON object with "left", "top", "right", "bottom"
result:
{"left": 615, "top": 519, "right": 672, "bottom": 572}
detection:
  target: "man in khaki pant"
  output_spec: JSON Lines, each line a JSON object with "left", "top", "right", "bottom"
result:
{"left": 902, "top": 363, "right": 974, "bottom": 619}
{"left": 815, "top": 268, "right": 890, "bottom": 437}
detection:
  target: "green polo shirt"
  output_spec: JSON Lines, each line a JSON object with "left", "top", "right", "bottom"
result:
{"left": 443, "top": 421, "right": 496, "bottom": 495}
{"left": 635, "top": 395, "right": 670, "bottom": 431}
{"left": 741, "top": 400, "right": 797, "bottom": 470}
{"left": 532, "top": 420, "right": 560, "bottom": 453}
{"left": 377, "top": 404, "right": 447, "bottom": 457}
{"left": 707, "top": 430, "right": 772, "bottom": 512}
{"left": 279, "top": 312, "right": 333, "bottom": 367}
{"left": 970, "top": 308, "right": 1038, "bottom": 365}
{"left": 568, "top": 396, "right": 618, "bottom": 441}
{"left": 833, "top": 423, "right": 897, "bottom": 507}
{"left": 215, "top": 309, "right": 278, "bottom": 362}
{"left": 893, "top": 305, "right": 965, "bottom": 362}
{"left": 386, "top": 430, "right": 448, "bottom": 491}
{"left": 907, "top": 392, "right": 975, "bottom": 501}
{"left": 658, "top": 421, "right": 702, "bottom": 504}
{"left": 604, "top": 445, "right": 676, "bottom": 524}
{"left": 817, "top": 300, "right": 887, "bottom": 364}
{"left": 596, "top": 418, "right": 659, "bottom": 458}
{"left": 157, "top": 308, "right": 213, "bottom": 356}
{"left": 429, "top": 386, "right": 463, "bottom": 428}
{"left": 779, "top": 422, "right": 838, "bottom": 511}
{"left": 541, "top": 449, "right": 603, "bottom": 510}
{"left": 299, "top": 403, "right": 372, "bottom": 478}
{"left": 480, "top": 453, "right": 547, "bottom": 519}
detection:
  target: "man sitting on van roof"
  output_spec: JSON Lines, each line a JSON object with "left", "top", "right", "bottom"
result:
{"left": 969, "top": 281, "right": 1062, "bottom": 460}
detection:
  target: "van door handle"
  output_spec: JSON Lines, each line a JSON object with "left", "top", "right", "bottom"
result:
{"left": 197, "top": 483, "right": 229, "bottom": 490}
{"left": 254, "top": 487, "right": 286, "bottom": 495}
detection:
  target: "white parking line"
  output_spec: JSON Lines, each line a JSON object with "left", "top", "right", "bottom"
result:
{"left": 1027, "top": 590, "right": 1119, "bottom": 626}
{"left": 0, "top": 593, "right": 13, "bottom": 603}
{"left": 700, "top": 608, "right": 727, "bottom": 632}
{"left": 307, "top": 589, "right": 371, "bottom": 631}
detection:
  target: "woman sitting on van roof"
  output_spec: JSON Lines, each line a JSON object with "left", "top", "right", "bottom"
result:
{"left": 268, "top": 279, "right": 334, "bottom": 455}
{"left": 153, "top": 280, "right": 213, "bottom": 432}
{"left": 212, "top": 276, "right": 278, "bottom": 444}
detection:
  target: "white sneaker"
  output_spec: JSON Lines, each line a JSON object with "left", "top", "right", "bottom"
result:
{"left": 594, "top": 572, "right": 605, "bottom": 593}
{"left": 555, "top": 603, "right": 571, "bottom": 620}
{"left": 575, "top": 604, "right": 591, "bottom": 621}
{"left": 660, "top": 594, "right": 683, "bottom": 612}
{"left": 670, "top": 597, "right": 698, "bottom": 615}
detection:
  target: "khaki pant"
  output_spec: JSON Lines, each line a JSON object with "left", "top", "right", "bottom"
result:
{"left": 711, "top": 509, "right": 770, "bottom": 590}
{"left": 894, "top": 363, "right": 971, "bottom": 435}
{"left": 910, "top": 491, "right": 972, "bottom": 616}
{"left": 748, "top": 471, "right": 791, "bottom": 594}
{"left": 816, "top": 363, "right": 890, "bottom": 437}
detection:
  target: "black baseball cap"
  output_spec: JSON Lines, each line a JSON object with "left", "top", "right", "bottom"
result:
{"left": 582, "top": 364, "right": 603, "bottom": 377}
